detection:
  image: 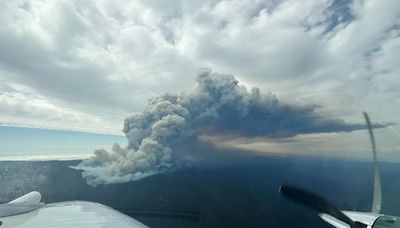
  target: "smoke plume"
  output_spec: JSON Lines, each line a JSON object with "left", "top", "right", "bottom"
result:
{"left": 73, "top": 69, "right": 375, "bottom": 186}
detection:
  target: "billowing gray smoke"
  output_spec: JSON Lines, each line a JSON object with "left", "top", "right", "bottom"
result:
{"left": 73, "top": 69, "right": 373, "bottom": 186}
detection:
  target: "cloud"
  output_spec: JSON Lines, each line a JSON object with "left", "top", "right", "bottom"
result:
{"left": 0, "top": 0, "right": 398, "bottom": 166}
{"left": 0, "top": 81, "right": 120, "bottom": 134}
{"left": 0, "top": 0, "right": 398, "bottom": 133}
{"left": 72, "top": 69, "right": 385, "bottom": 186}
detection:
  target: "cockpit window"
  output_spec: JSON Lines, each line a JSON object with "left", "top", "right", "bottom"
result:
{"left": 0, "top": 1, "right": 399, "bottom": 227}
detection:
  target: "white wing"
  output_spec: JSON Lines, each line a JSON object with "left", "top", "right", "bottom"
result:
{"left": 0, "top": 192, "right": 148, "bottom": 228}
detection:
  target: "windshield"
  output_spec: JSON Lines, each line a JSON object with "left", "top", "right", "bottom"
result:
{"left": 0, "top": 0, "right": 399, "bottom": 227}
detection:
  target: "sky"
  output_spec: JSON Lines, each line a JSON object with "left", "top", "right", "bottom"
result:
{"left": 0, "top": 0, "right": 399, "bottom": 161}
{"left": 0, "top": 126, "right": 125, "bottom": 160}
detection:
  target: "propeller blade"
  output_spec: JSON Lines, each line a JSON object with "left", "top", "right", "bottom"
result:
{"left": 363, "top": 112, "right": 382, "bottom": 214}
{"left": 280, "top": 185, "right": 362, "bottom": 227}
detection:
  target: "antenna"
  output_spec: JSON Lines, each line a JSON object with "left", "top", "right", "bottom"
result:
{"left": 363, "top": 112, "right": 382, "bottom": 214}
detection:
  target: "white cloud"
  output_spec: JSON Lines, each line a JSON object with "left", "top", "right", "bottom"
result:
{"left": 0, "top": 0, "right": 399, "bottom": 157}
{"left": 0, "top": 81, "right": 121, "bottom": 134}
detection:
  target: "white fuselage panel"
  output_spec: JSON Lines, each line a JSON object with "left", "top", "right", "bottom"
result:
{"left": 343, "top": 211, "right": 381, "bottom": 227}
{"left": 0, "top": 201, "right": 148, "bottom": 228}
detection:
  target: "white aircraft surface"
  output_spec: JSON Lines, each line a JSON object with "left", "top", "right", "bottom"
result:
{"left": 280, "top": 112, "right": 400, "bottom": 228}
{"left": 0, "top": 188, "right": 148, "bottom": 227}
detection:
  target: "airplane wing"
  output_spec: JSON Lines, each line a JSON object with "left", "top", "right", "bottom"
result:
{"left": 0, "top": 192, "right": 148, "bottom": 228}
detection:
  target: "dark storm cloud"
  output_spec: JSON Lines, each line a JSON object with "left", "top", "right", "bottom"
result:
{"left": 204, "top": 102, "right": 377, "bottom": 139}
{"left": 73, "top": 69, "right": 385, "bottom": 186}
